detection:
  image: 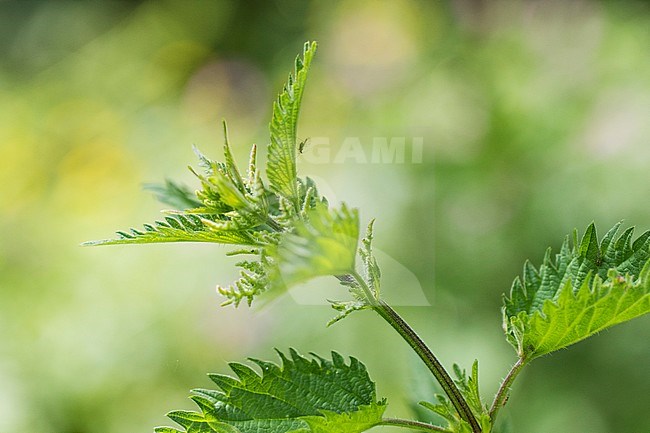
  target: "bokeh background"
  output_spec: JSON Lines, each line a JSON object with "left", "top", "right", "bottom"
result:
{"left": 1, "top": 1, "right": 649, "bottom": 432}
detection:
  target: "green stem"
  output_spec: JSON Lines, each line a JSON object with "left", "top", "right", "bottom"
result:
{"left": 349, "top": 272, "right": 482, "bottom": 433}
{"left": 379, "top": 418, "right": 452, "bottom": 432}
{"left": 489, "top": 356, "right": 527, "bottom": 421}
{"left": 266, "top": 217, "right": 284, "bottom": 232}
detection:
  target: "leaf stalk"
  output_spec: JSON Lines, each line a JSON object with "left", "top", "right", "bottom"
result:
{"left": 489, "top": 356, "right": 527, "bottom": 421}
{"left": 380, "top": 417, "right": 452, "bottom": 432}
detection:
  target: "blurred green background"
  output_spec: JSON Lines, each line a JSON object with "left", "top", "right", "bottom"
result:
{"left": 1, "top": 1, "right": 649, "bottom": 432}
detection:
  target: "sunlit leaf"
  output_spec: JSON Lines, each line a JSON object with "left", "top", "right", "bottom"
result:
{"left": 267, "top": 41, "right": 317, "bottom": 209}
{"left": 504, "top": 223, "right": 650, "bottom": 358}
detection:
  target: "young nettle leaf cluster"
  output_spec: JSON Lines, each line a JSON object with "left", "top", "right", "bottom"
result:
{"left": 85, "top": 42, "right": 358, "bottom": 309}
{"left": 87, "top": 42, "right": 650, "bottom": 433}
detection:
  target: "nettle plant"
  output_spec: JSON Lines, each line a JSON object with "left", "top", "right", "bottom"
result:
{"left": 86, "top": 42, "right": 650, "bottom": 433}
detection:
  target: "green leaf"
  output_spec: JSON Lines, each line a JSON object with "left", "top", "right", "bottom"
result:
{"left": 82, "top": 215, "right": 263, "bottom": 246}
{"left": 420, "top": 398, "right": 471, "bottom": 433}
{"left": 327, "top": 299, "right": 370, "bottom": 327}
{"left": 267, "top": 41, "right": 317, "bottom": 209}
{"left": 86, "top": 132, "right": 276, "bottom": 248}
{"left": 270, "top": 202, "right": 359, "bottom": 288}
{"left": 157, "top": 349, "right": 386, "bottom": 433}
{"left": 220, "top": 120, "right": 247, "bottom": 194}
{"left": 144, "top": 179, "right": 202, "bottom": 210}
{"left": 298, "top": 176, "right": 323, "bottom": 218}
{"left": 507, "top": 266, "right": 650, "bottom": 358}
{"left": 216, "top": 203, "right": 360, "bottom": 307}
{"left": 504, "top": 223, "right": 650, "bottom": 358}
{"left": 185, "top": 123, "right": 263, "bottom": 215}
{"left": 451, "top": 361, "right": 484, "bottom": 420}
{"left": 359, "top": 219, "right": 381, "bottom": 297}
{"left": 217, "top": 248, "right": 276, "bottom": 307}
{"left": 300, "top": 406, "right": 387, "bottom": 433}
{"left": 154, "top": 427, "right": 185, "bottom": 433}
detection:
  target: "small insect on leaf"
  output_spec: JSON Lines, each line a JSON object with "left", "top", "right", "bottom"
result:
{"left": 298, "top": 137, "right": 310, "bottom": 154}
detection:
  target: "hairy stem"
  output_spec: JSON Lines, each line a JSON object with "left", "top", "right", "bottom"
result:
{"left": 374, "top": 301, "right": 481, "bottom": 433}
{"left": 266, "top": 217, "right": 284, "bottom": 232}
{"left": 380, "top": 418, "right": 452, "bottom": 432}
{"left": 489, "top": 356, "right": 527, "bottom": 421}
{"left": 349, "top": 272, "right": 482, "bottom": 433}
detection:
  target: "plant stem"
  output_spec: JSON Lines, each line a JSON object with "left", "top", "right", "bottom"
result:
{"left": 489, "top": 356, "right": 527, "bottom": 421}
{"left": 349, "top": 272, "right": 482, "bottom": 433}
{"left": 266, "top": 217, "right": 284, "bottom": 232}
{"left": 380, "top": 418, "right": 452, "bottom": 432}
